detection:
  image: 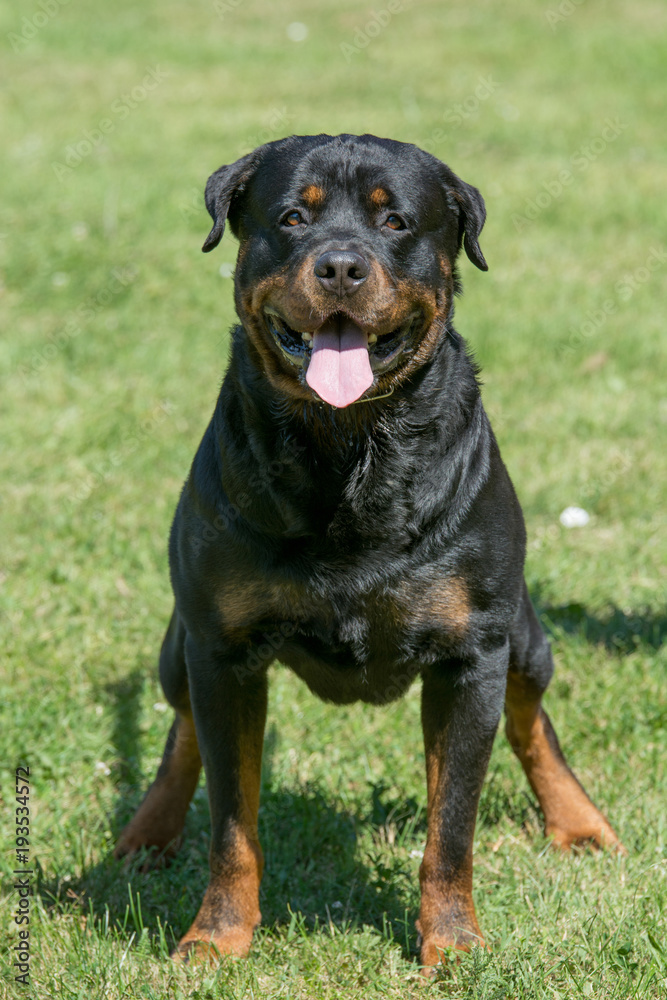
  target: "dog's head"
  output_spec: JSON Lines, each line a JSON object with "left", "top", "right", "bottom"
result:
{"left": 202, "top": 134, "right": 487, "bottom": 407}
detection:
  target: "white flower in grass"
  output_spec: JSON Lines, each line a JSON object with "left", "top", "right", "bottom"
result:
{"left": 559, "top": 506, "right": 590, "bottom": 528}
{"left": 287, "top": 22, "right": 308, "bottom": 41}
{"left": 94, "top": 761, "right": 111, "bottom": 776}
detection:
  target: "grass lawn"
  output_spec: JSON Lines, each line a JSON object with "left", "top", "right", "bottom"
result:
{"left": 1, "top": 0, "right": 666, "bottom": 996}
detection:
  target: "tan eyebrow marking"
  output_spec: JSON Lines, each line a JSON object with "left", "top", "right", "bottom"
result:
{"left": 370, "top": 187, "right": 391, "bottom": 208}
{"left": 301, "top": 184, "right": 326, "bottom": 208}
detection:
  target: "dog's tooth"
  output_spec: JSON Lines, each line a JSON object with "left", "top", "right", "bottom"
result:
{"left": 368, "top": 333, "right": 378, "bottom": 345}
{"left": 302, "top": 332, "right": 313, "bottom": 343}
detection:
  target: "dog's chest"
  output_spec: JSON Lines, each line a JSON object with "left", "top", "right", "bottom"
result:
{"left": 217, "top": 566, "right": 471, "bottom": 688}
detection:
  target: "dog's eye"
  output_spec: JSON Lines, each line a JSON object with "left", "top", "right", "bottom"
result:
{"left": 384, "top": 214, "right": 406, "bottom": 231}
{"left": 283, "top": 211, "right": 305, "bottom": 227}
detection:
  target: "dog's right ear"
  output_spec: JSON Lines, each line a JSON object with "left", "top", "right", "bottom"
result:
{"left": 202, "top": 148, "right": 263, "bottom": 253}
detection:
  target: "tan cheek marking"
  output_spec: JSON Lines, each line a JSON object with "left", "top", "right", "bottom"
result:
{"left": 301, "top": 184, "right": 325, "bottom": 208}
{"left": 235, "top": 240, "right": 249, "bottom": 271}
{"left": 245, "top": 266, "right": 289, "bottom": 316}
{"left": 385, "top": 290, "right": 450, "bottom": 391}
{"left": 438, "top": 253, "right": 452, "bottom": 279}
{"left": 370, "top": 187, "right": 390, "bottom": 208}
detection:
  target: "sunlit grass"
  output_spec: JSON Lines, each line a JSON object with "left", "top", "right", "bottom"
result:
{"left": 1, "top": 0, "right": 665, "bottom": 996}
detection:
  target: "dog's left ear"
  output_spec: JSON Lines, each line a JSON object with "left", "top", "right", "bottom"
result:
{"left": 202, "top": 148, "right": 264, "bottom": 252}
{"left": 440, "top": 166, "right": 488, "bottom": 272}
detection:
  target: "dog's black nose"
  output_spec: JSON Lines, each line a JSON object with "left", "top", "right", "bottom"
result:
{"left": 314, "top": 250, "right": 369, "bottom": 296}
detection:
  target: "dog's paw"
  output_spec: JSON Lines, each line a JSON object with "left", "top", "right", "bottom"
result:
{"left": 171, "top": 925, "right": 254, "bottom": 965}
{"left": 546, "top": 820, "right": 627, "bottom": 855}
{"left": 113, "top": 827, "right": 181, "bottom": 870}
{"left": 416, "top": 917, "right": 487, "bottom": 976}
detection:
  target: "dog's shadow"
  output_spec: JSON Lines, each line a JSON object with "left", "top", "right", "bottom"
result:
{"left": 533, "top": 591, "right": 667, "bottom": 654}
{"left": 36, "top": 596, "right": 665, "bottom": 956}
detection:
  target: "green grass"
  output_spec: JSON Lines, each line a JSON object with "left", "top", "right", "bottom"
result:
{"left": 1, "top": 0, "right": 666, "bottom": 996}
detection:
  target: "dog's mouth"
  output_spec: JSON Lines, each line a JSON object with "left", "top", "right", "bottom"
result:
{"left": 263, "top": 308, "right": 421, "bottom": 407}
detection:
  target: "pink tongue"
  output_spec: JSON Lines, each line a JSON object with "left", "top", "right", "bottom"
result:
{"left": 305, "top": 318, "right": 373, "bottom": 407}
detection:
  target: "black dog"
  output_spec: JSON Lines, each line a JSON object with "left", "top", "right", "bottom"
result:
{"left": 115, "top": 134, "right": 622, "bottom": 971}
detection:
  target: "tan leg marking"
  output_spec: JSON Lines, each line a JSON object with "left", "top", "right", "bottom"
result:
{"left": 114, "top": 712, "right": 202, "bottom": 865}
{"left": 505, "top": 673, "right": 624, "bottom": 851}
{"left": 172, "top": 694, "right": 266, "bottom": 963}
{"left": 173, "top": 829, "right": 263, "bottom": 963}
{"left": 417, "top": 733, "right": 485, "bottom": 974}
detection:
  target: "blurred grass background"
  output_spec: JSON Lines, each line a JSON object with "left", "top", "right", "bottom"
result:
{"left": 0, "top": 0, "right": 665, "bottom": 996}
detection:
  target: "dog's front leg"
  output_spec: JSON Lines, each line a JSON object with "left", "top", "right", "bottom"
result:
{"left": 417, "top": 645, "right": 508, "bottom": 972}
{"left": 173, "top": 636, "right": 268, "bottom": 964}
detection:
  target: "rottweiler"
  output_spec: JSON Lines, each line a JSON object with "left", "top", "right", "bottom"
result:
{"left": 115, "top": 133, "right": 622, "bottom": 972}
